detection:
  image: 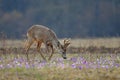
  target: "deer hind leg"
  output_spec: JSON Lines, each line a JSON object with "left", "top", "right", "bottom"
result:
{"left": 36, "top": 41, "right": 46, "bottom": 61}
{"left": 25, "top": 39, "right": 34, "bottom": 60}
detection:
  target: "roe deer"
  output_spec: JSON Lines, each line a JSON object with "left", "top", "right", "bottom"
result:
{"left": 25, "top": 25, "right": 70, "bottom": 60}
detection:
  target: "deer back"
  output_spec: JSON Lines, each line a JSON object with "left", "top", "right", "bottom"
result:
{"left": 27, "top": 25, "right": 59, "bottom": 45}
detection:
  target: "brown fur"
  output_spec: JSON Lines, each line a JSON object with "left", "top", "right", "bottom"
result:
{"left": 25, "top": 25, "right": 70, "bottom": 60}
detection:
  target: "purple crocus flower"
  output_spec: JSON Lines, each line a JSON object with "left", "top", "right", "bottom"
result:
{"left": 25, "top": 62, "right": 30, "bottom": 68}
{"left": 115, "top": 63, "right": 120, "bottom": 67}
{"left": 70, "top": 57, "right": 77, "bottom": 62}
{"left": 6, "top": 64, "right": 12, "bottom": 68}
{"left": 0, "top": 64, "right": 3, "bottom": 69}
{"left": 71, "top": 63, "right": 76, "bottom": 68}
{"left": 82, "top": 60, "right": 87, "bottom": 64}
{"left": 78, "top": 65, "right": 82, "bottom": 70}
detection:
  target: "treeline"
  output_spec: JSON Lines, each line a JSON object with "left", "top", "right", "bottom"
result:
{"left": 0, "top": 0, "right": 120, "bottom": 39}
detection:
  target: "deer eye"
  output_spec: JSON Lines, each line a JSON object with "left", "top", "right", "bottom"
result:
{"left": 61, "top": 45, "right": 65, "bottom": 50}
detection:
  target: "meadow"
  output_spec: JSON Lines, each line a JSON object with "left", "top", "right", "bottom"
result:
{"left": 0, "top": 38, "right": 120, "bottom": 80}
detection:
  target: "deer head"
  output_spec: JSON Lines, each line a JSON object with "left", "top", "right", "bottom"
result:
{"left": 58, "top": 39, "right": 70, "bottom": 59}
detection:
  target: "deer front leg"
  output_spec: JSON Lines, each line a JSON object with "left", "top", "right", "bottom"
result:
{"left": 37, "top": 42, "right": 46, "bottom": 61}
{"left": 48, "top": 45, "right": 54, "bottom": 60}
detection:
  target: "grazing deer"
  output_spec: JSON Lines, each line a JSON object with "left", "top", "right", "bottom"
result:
{"left": 25, "top": 25, "right": 70, "bottom": 60}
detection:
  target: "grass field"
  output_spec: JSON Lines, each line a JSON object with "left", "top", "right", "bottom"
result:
{"left": 0, "top": 38, "right": 120, "bottom": 80}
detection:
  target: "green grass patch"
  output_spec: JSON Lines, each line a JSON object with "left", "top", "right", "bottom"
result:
{"left": 0, "top": 67, "right": 120, "bottom": 80}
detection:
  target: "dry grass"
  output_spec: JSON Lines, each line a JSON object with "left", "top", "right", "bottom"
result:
{"left": 70, "top": 37, "right": 120, "bottom": 48}
{"left": 0, "top": 37, "right": 120, "bottom": 48}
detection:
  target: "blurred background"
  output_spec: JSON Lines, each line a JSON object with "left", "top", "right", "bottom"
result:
{"left": 0, "top": 0, "right": 120, "bottom": 39}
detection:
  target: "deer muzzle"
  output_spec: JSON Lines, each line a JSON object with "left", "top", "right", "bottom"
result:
{"left": 62, "top": 52, "right": 67, "bottom": 59}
